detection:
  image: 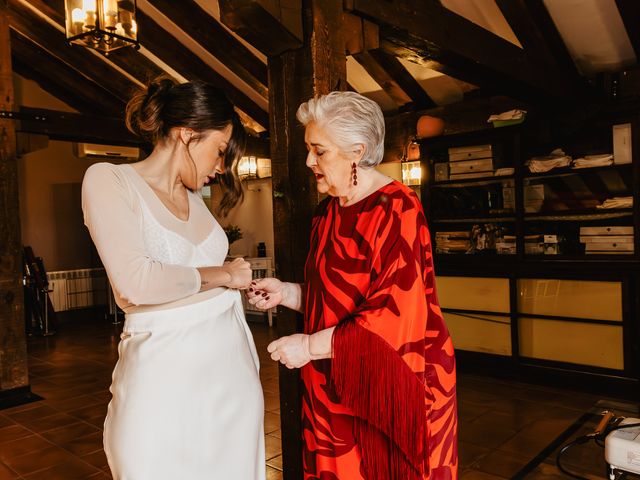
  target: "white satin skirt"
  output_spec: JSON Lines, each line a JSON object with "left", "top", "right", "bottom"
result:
{"left": 104, "top": 289, "right": 265, "bottom": 480}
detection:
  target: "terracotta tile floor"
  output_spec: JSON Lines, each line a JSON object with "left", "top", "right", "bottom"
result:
{"left": 0, "top": 308, "right": 634, "bottom": 479}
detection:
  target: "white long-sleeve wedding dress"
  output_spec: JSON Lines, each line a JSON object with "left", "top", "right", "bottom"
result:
{"left": 82, "top": 162, "right": 265, "bottom": 480}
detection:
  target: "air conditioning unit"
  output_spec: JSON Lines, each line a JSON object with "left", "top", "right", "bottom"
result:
{"left": 74, "top": 143, "right": 139, "bottom": 160}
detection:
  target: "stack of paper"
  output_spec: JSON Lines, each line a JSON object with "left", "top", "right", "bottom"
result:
{"left": 435, "top": 231, "right": 470, "bottom": 253}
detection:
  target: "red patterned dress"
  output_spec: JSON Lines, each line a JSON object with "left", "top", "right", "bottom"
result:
{"left": 301, "top": 180, "right": 457, "bottom": 480}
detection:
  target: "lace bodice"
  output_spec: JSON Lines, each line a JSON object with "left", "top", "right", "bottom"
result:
{"left": 135, "top": 183, "right": 228, "bottom": 268}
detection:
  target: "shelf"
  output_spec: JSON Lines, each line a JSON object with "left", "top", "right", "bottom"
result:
{"left": 524, "top": 254, "right": 635, "bottom": 261}
{"left": 431, "top": 175, "right": 514, "bottom": 188}
{"left": 523, "top": 209, "right": 633, "bottom": 222}
{"left": 432, "top": 216, "right": 516, "bottom": 224}
{"left": 524, "top": 163, "right": 632, "bottom": 180}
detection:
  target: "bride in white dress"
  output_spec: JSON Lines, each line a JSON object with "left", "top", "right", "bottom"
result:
{"left": 81, "top": 78, "right": 265, "bottom": 480}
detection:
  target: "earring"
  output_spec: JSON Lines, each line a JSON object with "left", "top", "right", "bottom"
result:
{"left": 351, "top": 162, "right": 358, "bottom": 186}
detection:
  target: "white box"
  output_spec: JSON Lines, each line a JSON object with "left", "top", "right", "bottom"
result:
{"left": 448, "top": 144, "right": 492, "bottom": 155}
{"left": 434, "top": 163, "right": 449, "bottom": 182}
{"left": 580, "top": 226, "right": 634, "bottom": 236}
{"left": 449, "top": 158, "right": 493, "bottom": 174}
{"left": 585, "top": 242, "right": 634, "bottom": 252}
{"left": 502, "top": 186, "right": 515, "bottom": 211}
{"left": 449, "top": 150, "right": 493, "bottom": 162}
{"left": 449, "top": 172, "right": 494, "bottom": 180}
{"left": 613, "top": 123, "right": 632, "bottom": 165}
{"left": 524, "top": 184, "right": 545, "bottom": 213}
{"left": 605, "top": 417, "right": 640, "bottom": 475}
{"left": 580, "top": 235, "right": 633, "bottom": 243}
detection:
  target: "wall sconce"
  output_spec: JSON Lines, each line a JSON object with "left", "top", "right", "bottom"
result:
{"left": 64, "top": 0, "right": 139, "bottom": 54}
{"left": 401, "top": 160, "right": 422, "bottom": 186}
{"left": 256, "top": 158, "right": 271, "bottom": 178}
{"left": 238, "top": 156, "right": 271, "bottom": 180}
{"left": 238, "top": 156, "right": 257, "bottom": 179}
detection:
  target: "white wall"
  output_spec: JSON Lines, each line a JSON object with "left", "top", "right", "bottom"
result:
{"left": 14, "top": 74, "right": 105, "bottom": 271}
{"left": 209, "top": 178, "right": 275, "bottom": 259}
{"left": 376, "top": 162, "right": 402, "bottom": 181}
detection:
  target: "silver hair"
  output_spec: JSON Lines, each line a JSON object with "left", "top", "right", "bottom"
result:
{"left": 296, "top": 91, "right": 385, "bottom": 168}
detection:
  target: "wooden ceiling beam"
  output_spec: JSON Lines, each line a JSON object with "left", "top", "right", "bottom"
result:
{"left": 366, "top": 48, "right": 436, "bottom": 109}
{"left": 17, "top": 107, "right": 141, "bottom": 146}
{"left": 21, "top": 0, "right": 168, "bottom": 85}
{"left": 10, "top": 30, "right": 124, "bottom": 116}
{"left": 352, "top": 50, "right": 412, "bottom": 108}
{"left": 218, "top": 0, "right": 302, "bottom": 57}
{"left": 495, "top": 0, "right": 556, "bottom": 65}
{"left": 147, "top": 0, "right": 267, "bottom": 96}
{"left": 615, "top": 0, "right": 640, "bottom": 60}
{"left": 136, "top": 10, "right": 269, "bottom": 129}
{"left": 8, "top": 0, "right": 138, "bottom": 103}
{"left": 516, "top": 0, "right": 584, "bottom": 79}
{"left": 351, "top": 0, "right": 577, "bottom": 103}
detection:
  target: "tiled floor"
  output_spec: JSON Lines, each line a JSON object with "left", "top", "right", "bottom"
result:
{"left": 0, "top": 308, "right": 635, "bottom": 479}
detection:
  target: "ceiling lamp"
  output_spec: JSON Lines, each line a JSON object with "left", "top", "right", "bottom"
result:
{"left": 64, "top": 0, "right": 139, "bottom": 54}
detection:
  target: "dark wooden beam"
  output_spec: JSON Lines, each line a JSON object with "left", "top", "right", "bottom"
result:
{"left": 367, "top": 48, "right": 437, "bottom": 109}
{"left": 351, "top": 0, "right": 577, "bottom": 103}
{"left": 147, "top": 0, "right": 267, "bottom": 96}
{"left": 11, "top": 30, "right": 125, "bottom": 116}
{"left": 8, "top": 0, "right": 138, "bottom": 103}
{"left": 268, "top": 1, "right": 345, "bottom": 477}
{"left": 219, "top": 0, "right": 302, "bottom": 56}
{"left": 0, "top": 0, "right": 30, "bottom": 404}
{"left": 344, "top": 12, "right": 378, "bottom": 55}
{"left": 615, "top": 0, "right": 640, "bottom": 60}
{"left": 23, "top": 0, "right": 168, "bottom": 84}
{"left": 17, "top": 107, "right": 141, "bottom": 146}
{"left": 137, "top": 10, "right": 269, "bottom": 129}
{"left": 352, "top": 50, "right": 412, "bottom": 107}
{"left": 496, "top": 0, "right": 582, "bottom": 83}
{"left": 522, "top": 0, "right": 581, "bottom": 79}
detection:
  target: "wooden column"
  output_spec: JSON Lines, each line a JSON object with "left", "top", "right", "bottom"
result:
{"left": 268, "top": 1, "right": 345, "bottom": 478}
{"left": 0, "top": 0, "right": 30, "bottom": 405}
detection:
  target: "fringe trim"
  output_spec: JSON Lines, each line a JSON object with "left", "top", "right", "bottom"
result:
{"left": 332, "top": 319, "right": 427, "bottom": 479}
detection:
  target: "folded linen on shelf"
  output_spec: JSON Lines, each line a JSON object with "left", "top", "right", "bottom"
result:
{"left": 487, "top": 109, "right": 527, "bottom": 122}
{"left": 596, "top": 196, "right": 633, "bottom": 209}
{"left": 526, "top": 149, "right": 572, "bottom": 172}
{"left": 494, "top": 168, "right": 515, "bottom": 176}
{"left": 572, "top": 154, "right": 614, "bottom": 169}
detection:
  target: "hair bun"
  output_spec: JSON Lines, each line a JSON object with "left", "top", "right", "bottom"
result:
{"left": 125, "top": 77, "right": 177, "bottom": 142}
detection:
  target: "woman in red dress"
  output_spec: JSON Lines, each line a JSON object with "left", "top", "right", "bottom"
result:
{"left": 247, "top": 91, "right": 457, "bottom": 479}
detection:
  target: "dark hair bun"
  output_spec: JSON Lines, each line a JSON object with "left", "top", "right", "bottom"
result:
{"left": 125, "top": 77, "right": 177, "bottom": 142}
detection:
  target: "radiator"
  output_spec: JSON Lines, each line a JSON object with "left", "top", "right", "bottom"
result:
{"left": 46, "top": 268, "right": 108, "bottom": 311}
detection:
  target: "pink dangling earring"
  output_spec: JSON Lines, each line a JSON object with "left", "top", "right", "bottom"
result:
{"left": 351, "top": 162, "right": 358, "bottom": 186}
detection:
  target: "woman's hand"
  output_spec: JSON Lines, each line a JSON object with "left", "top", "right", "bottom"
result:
{"left": 246, "top": 277, "right": 290, "bottom": 310}
{"left": 267, "top": 334, "right": 311, "bottom": 369}
{"left": 222, "top": 258, "right": 252, "bottom": 289}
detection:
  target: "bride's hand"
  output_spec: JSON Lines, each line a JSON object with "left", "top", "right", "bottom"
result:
{"left": 246, "top": 277, "right": 286, "bottom": 310}
{"left": 222, "top": 258, "right": 252, "bottom": 289}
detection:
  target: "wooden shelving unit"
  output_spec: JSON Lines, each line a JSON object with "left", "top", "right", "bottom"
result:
{"left": 420, "top": 109, "right": 640, "bottom": 397}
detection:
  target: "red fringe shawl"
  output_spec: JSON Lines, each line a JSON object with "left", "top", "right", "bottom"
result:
{"left": 332, "top": 319, "right": 428, "bottom": 480}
